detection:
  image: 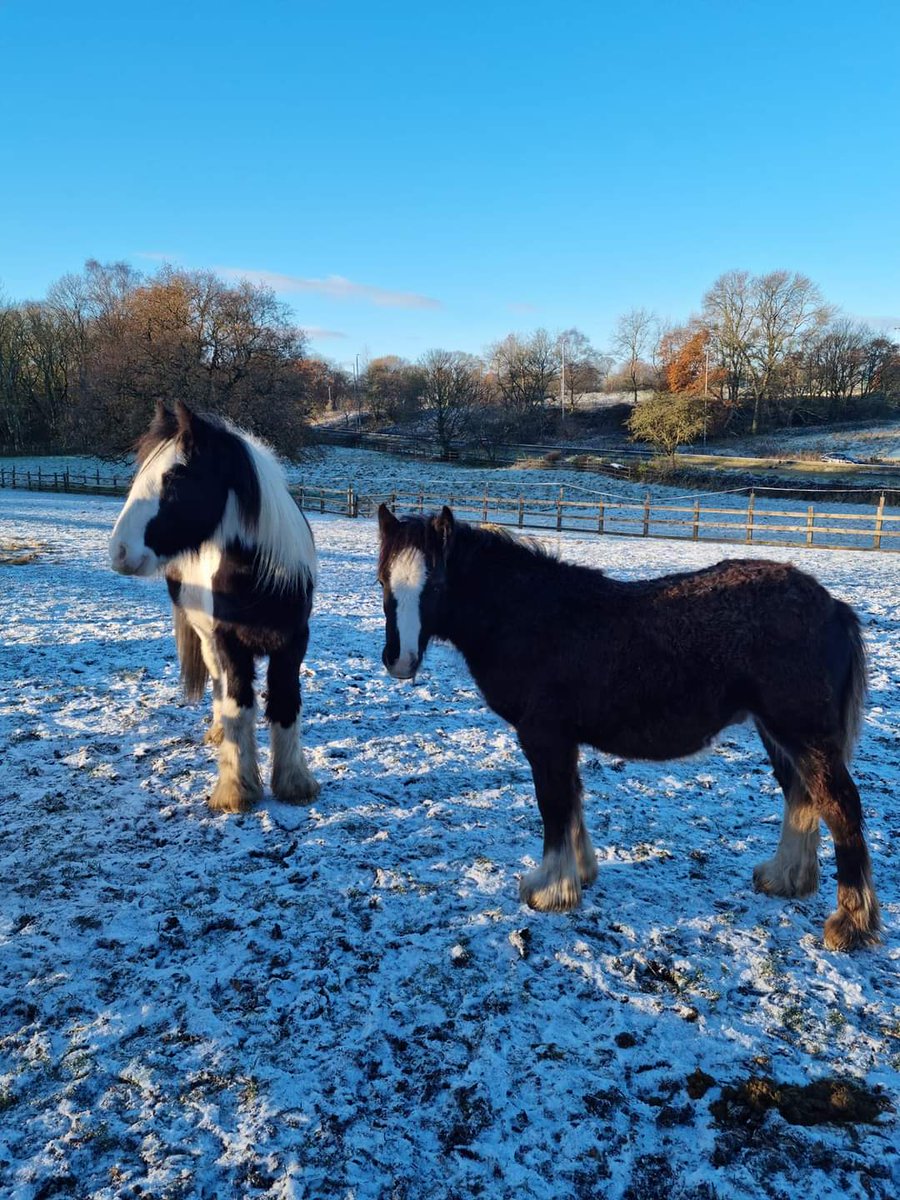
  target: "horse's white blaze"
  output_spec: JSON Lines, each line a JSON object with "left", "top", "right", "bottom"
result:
{"left": 109, "top": 440, "right": 183, "bottom": 575}
{"left": 388, "top": 548, "right": 426, "bottom": 678}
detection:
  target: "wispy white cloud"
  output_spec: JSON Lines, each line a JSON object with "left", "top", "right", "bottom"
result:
{"left": 849, "top": 313, "right": 900, "bottom": 334}
{"left": 218, "top": 268, "right": 442, "bottom": 310}
{"left": 135, "top": 250, "right": 181, "bottom": 263}
{"left": 507, "top": 301, "right": 538, "bottom": 315}
{"left": 302, "top": 326, "right": 348, "bottom": 341}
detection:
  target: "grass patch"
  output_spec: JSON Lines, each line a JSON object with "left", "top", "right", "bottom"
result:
{"left": 0, "top": 538, "right": 46, "bottom": 565}
{"left": 710, "top": 1074, "right": 891, "bottom": 1127}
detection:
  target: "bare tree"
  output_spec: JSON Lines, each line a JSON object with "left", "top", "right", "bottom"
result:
{"left": 744, "top": 271, "right": 833, "bottom": 431}
{"left": 557, "top": 328, "right": 609, "bottom": 411}
{"left": 611, "top": 308, "right": 657, "bottom": 403}
{"left": 702, "top": 270, "right": 753, "bottom": 410}
{"left": 419, "top": 349, "right": 486, "bottom": 457}
{"left": 488, "top": 329, "right": 559, "bottom": 433}
{"left": 703, "top": 270, "right": 834, "bottom": 431}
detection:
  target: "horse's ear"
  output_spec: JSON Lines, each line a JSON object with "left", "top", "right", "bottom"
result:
{"left": 174, "top": 399, "right": 195, "bottom": 433}
{"left": 433, "top": 505, "right": 455, "bottom": 547}
{"left": 377, "top": 503, "right": 399, "bottom": 539}
{"left": 146, "top": 400, "right": 177, "bottom": 444}
{"left": 174, "top": 399, "right": 198, "bottom": 450}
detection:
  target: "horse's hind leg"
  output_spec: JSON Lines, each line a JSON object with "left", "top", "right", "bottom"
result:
{"left": 267, "top": 647, "right": 319, "bottom": 804}
{"left": 209, "top": 631, "right": 262, "bottom": 813}
{"left": 518, "top": 730, "right": 595, "bottom": 912}
{"left": 752, "top": 722, "right": 820, "bottom": 899}
{"left": 197, "top": 638, "right": 224, "bottom": 746}
{"left": 796, "top": 746, "right": 880, "bottom": 951}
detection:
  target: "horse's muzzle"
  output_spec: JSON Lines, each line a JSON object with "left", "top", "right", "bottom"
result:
{"left": 110, "top": 541, "right": 157, "bottom": 576}
{"left": 384, "top": 648, "right": 418, "bottom": 681}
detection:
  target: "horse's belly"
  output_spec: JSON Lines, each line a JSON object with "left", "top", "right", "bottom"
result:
{"left": 587, "top": 705, "right": 744, "bottom": 762}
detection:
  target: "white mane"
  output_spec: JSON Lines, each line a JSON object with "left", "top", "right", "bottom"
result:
{"left": 219, "top": 425, "right": 317, "bottom": 592}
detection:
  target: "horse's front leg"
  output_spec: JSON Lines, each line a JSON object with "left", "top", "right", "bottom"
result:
{"left": 209, "top": 630, "right": 262, "bottom": 813}
{"left": 267, "top": 647, "right": 319, "bottom": 804}
{"left": 517, "top": 728, "right": 596, "bottom": 912}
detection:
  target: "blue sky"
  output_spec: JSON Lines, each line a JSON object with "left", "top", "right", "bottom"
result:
{"left": 2, "top": 0, "right": 898, "bottom": 366}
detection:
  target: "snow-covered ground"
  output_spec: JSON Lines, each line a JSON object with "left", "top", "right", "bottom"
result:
{"left": 1, "top": 491, "right": 898, "bottom": 1200}
{"left": 3, "top": 446, "right": 898, "bottom": 554}
{"left": 691, "top": 419, "right": 900, "bottom": 463}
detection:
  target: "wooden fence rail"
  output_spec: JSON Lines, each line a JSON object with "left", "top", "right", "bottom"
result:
{"left": 1, "top": 467, "right": 897, "bottom": 553}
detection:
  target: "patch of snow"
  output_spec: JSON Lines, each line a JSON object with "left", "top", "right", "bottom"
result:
{"left": 0, "top": 490, "right": 898, "bottom": 1198}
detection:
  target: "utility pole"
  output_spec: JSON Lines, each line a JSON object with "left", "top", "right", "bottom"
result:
{"left": 703, "top": 344, "right": 710, "bottom": 446}
{"left": 559, "top": 336, "right": 566, "bottom": 424}
{"left": 354, "top": 354, "right": 360, "bottom": 428}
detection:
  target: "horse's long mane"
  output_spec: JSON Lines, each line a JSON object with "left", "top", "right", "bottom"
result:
{"left": 136, "top": 406, "right": 316, "bottom": 591}
{"left": 235, "top": 426, "right": 317, "bottom": 591}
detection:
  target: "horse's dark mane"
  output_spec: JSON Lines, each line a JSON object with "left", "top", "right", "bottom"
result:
{"left": 378, "top": 512, "right": 567, "bottom": 580}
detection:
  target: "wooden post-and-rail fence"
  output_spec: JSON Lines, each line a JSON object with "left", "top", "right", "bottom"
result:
{"left": 1, "top": 466, "right": 897, "bottom": 554}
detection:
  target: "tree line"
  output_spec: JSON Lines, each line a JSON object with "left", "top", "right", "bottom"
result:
{"left": 0, "top": 261, "right": 897, "bottom": 458}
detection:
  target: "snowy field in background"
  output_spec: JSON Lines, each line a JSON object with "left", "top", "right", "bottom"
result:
{"left": 2, "top": 444, "right": 898, "bottom": 554}
{"left": 1, "top": 491, "right": 899, "bottom": 1199}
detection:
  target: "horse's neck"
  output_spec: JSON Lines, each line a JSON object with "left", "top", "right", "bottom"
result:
{"left": 441, "top": 532, "right": 523, "bottom": 655}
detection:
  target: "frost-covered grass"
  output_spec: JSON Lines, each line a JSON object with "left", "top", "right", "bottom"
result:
{"left": 0, "top": 491, "right": 898, "bottom": 1199}
{"left": 3, "top": 445, "right": 898, "bottom": 552}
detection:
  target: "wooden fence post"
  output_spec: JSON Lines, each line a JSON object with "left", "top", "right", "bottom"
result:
{"left": 806, "top": 505, "right": 815, "bottom": 547}
{"left": 745, "top": 492, "right": 755, "bottom": 544}
{"left": 643, "top": 492, "right": 651, "bottom": 536}
{"left": 873, "top": 494, "right": 885, "bottom": 550}
{"left": 597, "top": 501, "right": 605, "bottom": 534}
{"left": 556, "top": 488, "right": 563, "bottom": 531}
{"left": 482, "top": 490, "right": 488, "bottom": 523}
{"left": 518, "top": 496, "right": 524, "bottom": 527}
{"left": 692, "top": 498, "right": 700, "bottom": 540}
{"left": 418, "top": 490, "right": 424, "bottom": 514}
{"left": 390, "top": 491, "right": 396, "bottom": 514}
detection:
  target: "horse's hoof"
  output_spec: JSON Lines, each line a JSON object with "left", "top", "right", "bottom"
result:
{"left": 204, "top": 723, "right": 224, "bottom": 746}
{"left": 752, "top": 858, "right": 818, "bottom": 899}
{"left": 209, "top": 778, "right": 261, "bottom": 813}
{"left": 519, "top": 861, "right": 581, "bottom": 913}
{"left": 823, "top": 908, "right": 881, "bottom": 952}
{"left": 272, "top": 769, "right": 321, "bottom": 805}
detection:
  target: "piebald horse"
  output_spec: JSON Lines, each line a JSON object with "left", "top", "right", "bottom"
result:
{"left": 110, "top": 401, "right": 319, "bottom": 812}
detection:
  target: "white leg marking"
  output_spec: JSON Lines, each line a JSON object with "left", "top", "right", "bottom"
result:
{"left": 271, "top": 720, "right": 320, "bottom": 804}
{"left": 210, "top": 698, "right": 261, "bottom": 813}
{"left": 520, "top": 834, "right": 582, "bottom": 912}
{"left": 574, "top": 816, "right": 598, "bottom": 887}
{"left": 753, "top": 801, "right": 821, "bottom": 898}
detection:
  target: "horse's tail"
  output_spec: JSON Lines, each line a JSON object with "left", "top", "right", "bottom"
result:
{"left": 173, "top": 605, "right": 208, "bottom": 701}
{"left": 834, "top": 599, "right": 868, "bottom": 763}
